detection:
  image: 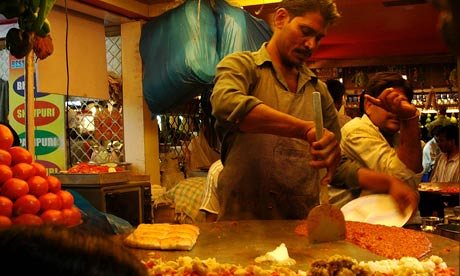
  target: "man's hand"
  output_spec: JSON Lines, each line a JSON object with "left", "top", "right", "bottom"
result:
{"left": 388, "top": 178, "right": 420, "bottom": 216}
{"left": 364, "top": 88, "right": 418, "bottom": 120}
{"left": 357, "top": 169, "right": 420, "bottom": 215}
{"left": 306, "top": 127, "right": 341, "bottom": 184}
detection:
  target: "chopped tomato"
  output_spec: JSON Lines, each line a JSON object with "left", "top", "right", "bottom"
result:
{"left": 67, "top": 162, "right": 122, "bottom": 174}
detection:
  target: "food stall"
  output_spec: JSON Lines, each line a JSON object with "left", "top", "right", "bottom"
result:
{"left": 1, "top": 0, "right": 459, "bottom": 275}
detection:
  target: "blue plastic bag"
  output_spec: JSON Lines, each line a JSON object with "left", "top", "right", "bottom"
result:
{"left": 140, "top": 0, "right": 218, "bottom": 116}
{"left": 140, "top": 0, "right": 273, "bottom": 117}
{"left": 69, "top": 189, "right": 133, "bottom": 235}
{"left": 215, "top": 0, "right": 272, "bottom": 59}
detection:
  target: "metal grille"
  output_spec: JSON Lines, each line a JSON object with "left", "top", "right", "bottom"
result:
{"left": 106, "top": 36, "right": 122, "bottom": 76}
{"left": 0, "top": 49, "right": 9, "bottom": 80}
{"left": 66, "top": 79, "right": 124, "bottom": 166}
{"left": 157, "top": 90, "right": 220, "bottom": 182}
{"left": 66, "top": 36, "right": 124, "bottom": 167}
{"left": 158, "top": 98, "right": 201, "bottom": 176}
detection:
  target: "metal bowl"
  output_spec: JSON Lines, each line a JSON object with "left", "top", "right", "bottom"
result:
{"left": 436, "top": 223, "right": 460, "bottom": 241}
{"left": 420, "top": 216, "right": 442, "bottom": 232}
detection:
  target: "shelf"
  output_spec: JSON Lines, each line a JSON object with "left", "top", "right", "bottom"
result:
{"left": 414, "top": 104, "right": 459, "bottom": 108}
{"left": 345, "top": 107, "right": 459, "bottom": 114}
{"left": 346, "top": 87, "right": 458, "bottom": 95}
{"left": 419, "top": 108, "right": 459, "bottom": 114}
{"left": 413, "top": 87, "right": 458, "bottom": 94}
{"left": 344, "top": 86, "right": 459, "bottom": 115}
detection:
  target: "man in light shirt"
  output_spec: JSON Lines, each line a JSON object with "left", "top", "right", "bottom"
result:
{"left": 339, "top": 72, "right": 422, "bottom": 223}
{"left": 422, "top": 125, "right": 442, "bottom": 180}
{"left": 340, "top": 72, "right": 423, "bottom": 191}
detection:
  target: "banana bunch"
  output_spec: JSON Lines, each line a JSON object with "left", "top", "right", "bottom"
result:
{"left": 1, "top": 0, "right": 56, "bottom": 59}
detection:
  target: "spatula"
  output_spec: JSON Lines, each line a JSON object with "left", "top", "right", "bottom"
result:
{"left": 306, "top": 91, "right": 346, "bottom": 243}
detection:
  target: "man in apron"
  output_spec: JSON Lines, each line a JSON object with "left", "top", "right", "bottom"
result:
{"left": 211, "top": 0, "right": 418, "bottom": 220}
{"left": 211, "top": 0, "right": 343, "bottom": 220}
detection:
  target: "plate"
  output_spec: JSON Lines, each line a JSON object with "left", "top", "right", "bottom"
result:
{"left": 340, "top": 194, "right": 412, "bottom": 227}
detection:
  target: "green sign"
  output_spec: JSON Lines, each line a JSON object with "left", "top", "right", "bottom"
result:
{"left": 19, "top": 130, "right": 60, "bottom": 155}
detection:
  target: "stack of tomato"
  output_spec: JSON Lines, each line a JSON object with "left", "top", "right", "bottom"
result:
{"left": 0, "top": 125, "right": 82, "bottom": 228}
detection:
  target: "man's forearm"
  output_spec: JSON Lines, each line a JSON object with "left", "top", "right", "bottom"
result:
{"left": 357, "top": 168, "right": 420, "bottom": 213}
{"left": 357, "top": 168, "right": 392, "bottom": 193}
{"left": 238, "top": 104, "right": 314, "bottom": 140}
{"left": 398, "top": 115, "right": 423, "bottom": 173}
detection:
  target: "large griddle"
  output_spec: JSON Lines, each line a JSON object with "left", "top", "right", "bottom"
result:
{"left": 126, "top": 220, "right": 460, "bottom": 273}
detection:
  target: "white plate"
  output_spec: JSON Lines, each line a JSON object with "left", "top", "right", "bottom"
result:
{"left": 340, "top": 194, "right": 412, "bottom": 227}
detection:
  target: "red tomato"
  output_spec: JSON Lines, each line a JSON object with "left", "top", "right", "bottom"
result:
{"left": 0, "top": 125, "right": 13, "bottom": 151}
{"left": 0, "top": 215, "right": 12, "bottom": 228}
{"left": 1, "top": 178, "right": 29, "bottom": 200}
{"left": 27, "top": 176, "right": 49, "bottom": 197}
{"left": 56, "top": 190, "right": 74, "bottom": 209}
{"left": 38, "top": 192, "right": 62, "bottom": 211}
{"left": 12, "top": 163, "right": 35, "bottom": 180}
{"left": 68, "top": 162, "right": 90, "bottom": 173}
{"left": 0, "top": 196, "right": 13, "bottom": 217}
{"left": 61, "top": 207, "right": 82, "bottom": 227}
{"left": 0, "top": 164, "right": 13, "bottom": 184}
{"left": 31, "top": 162, "right": 47, "bottom": 177}
{"left": 46, "top": 175, "right": 61, "bottom": 193}
{"left": 70, "top": 206, "right": 82, "bottom": 224}
{"left": 13, "top": 213, "right": 43, "bottom": 225}
{"left": 40, "top": 209, "right": 63, "bottom": 225}
{"left": 93, "top": 166, "right": 109, "bottom": 173}
{"left": 0, "top": 149, "right": 12, "bottom": 166}
{"left": 13, "top": 194, "right": 41, "bottom": 215}
{"left": 9, "top": 147, "right": 33, "bottom": 165}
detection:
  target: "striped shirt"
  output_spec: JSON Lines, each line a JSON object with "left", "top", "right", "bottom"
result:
{"left": 430, "top": 152, "right": 460, "bottom": 182}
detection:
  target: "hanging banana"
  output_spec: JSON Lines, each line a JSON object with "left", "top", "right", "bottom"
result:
{"left": 32, "top": 0, "right": 56, "bottom": 35}
{"left": 2, "top": 0, "right": 56, "bottom": 59}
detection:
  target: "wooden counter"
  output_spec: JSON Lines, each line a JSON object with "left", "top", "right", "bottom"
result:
{"left": 119, "top": 220, "right": 460, "bottom": 273}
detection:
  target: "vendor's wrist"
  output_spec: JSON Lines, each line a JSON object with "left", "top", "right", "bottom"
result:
{"left": 401, "top": 109, "right": 420, "bottom": 121}
{"left": 301, "top": 122, "right": 315, "bottom": 141}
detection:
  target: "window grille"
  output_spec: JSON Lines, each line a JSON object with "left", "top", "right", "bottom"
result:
{"left": 0, "top": 49, "right": 9, "bottom": 80}
{"left": 66, "top": 36, "right": 124, "bottom": 167}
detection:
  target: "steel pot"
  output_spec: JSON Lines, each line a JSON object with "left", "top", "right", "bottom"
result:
{"left": 420, "top": 216, "right": 442, "bottom": 232}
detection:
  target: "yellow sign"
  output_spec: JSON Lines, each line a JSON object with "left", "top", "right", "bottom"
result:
{"left": 8, "top": 54, "right": 66, "bottom": 175}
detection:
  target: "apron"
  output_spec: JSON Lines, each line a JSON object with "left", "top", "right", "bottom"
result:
{"left": 217, "top": 73, "right": 321, "bottom": 220}
{"left": 217, "top": 133, "right": 319, "bottom": 220}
